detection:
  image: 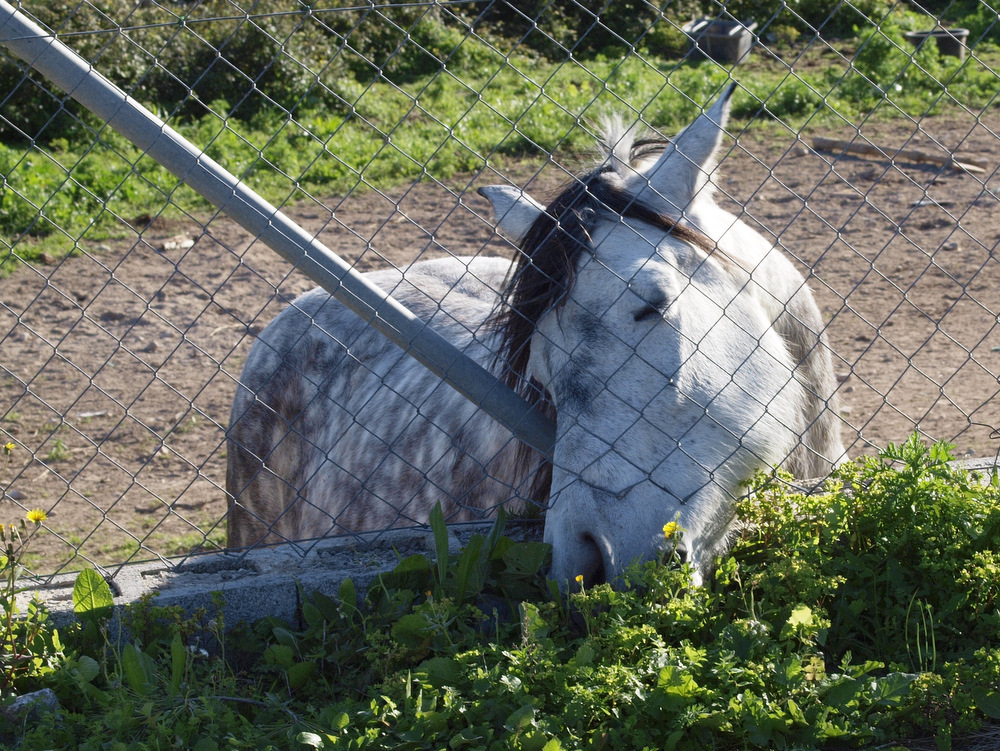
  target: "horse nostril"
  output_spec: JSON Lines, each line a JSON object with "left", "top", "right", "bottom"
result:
{"left": 578, "top": 533, "right": 606, "bottom": 587}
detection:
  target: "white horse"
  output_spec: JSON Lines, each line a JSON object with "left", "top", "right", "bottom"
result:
{"left": 226, "top": 85, "right": 845, "bottom": 587}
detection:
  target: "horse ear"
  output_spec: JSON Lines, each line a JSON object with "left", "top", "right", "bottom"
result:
{"left": 478, "top": 185, "right": 545, "bottom": 245}
{"left": 636, "top": 83, "right": 736, "bottom": 212}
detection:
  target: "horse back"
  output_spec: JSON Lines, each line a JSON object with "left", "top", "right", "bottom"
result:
{"left": 226, "top": 256, "right": 536, "bottom": 548}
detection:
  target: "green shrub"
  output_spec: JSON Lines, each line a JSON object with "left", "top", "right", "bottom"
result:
{"left": 3, "top": 436, "right": 1000, "bottom": 749}
{"left": 279, "top": 438, "right": 999, "bottom": 749}
{"left": 725, "top": 0, "right": 895, "bottom": 38}
{"left": 737, "top": 435, "right": 1000, "bottom": 669}
{"left": 826, "top": 20, "right": 1000, "bottom": 117}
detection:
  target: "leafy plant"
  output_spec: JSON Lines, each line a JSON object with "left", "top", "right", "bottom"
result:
{"left": 280, "top": 438, "right": 1000, "bottom": 749}
{"left": 737, "top": 435, "right": 1000, "bottom": 670}
{"left": 44, "top": 436, "right": 70, "bottom": 463}
{"left": 3, "top": 436, "right": 1000, "bottom": 749}
{"left": 0, "top": 504, "right": 61, "bottom": 697}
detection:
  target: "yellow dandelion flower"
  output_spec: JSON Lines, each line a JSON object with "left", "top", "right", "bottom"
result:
{"left": 26, "top": 508, "right": 47, "bottom": 525}
{"left": 662, "top": 521, "right": 681, "bottom": 540}
{"left": 3, "top": 441, "right": 13, "bottom": 455}
{"left": 574, "top": 574, "right": 584, "bottom": 585}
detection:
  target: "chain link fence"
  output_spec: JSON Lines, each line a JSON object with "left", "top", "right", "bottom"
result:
{"left": 0, "top": 0, "right": 998, "bottom": 579}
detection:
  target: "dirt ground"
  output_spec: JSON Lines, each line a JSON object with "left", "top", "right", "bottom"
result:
{"left": 1, "top": 110, "right": 998, "bottom": 576}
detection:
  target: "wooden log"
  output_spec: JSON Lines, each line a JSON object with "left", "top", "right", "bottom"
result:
{"left": 812, "top": 136, "right": 987, "bottom": 174}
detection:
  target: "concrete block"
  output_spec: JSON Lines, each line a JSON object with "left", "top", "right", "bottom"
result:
{"left": 31, "top": 519, "right": 544, "bottom": 633}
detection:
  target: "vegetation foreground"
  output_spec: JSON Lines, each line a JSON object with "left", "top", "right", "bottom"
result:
{"left": 0, "top": 436, "right": 998, "bottom": 749}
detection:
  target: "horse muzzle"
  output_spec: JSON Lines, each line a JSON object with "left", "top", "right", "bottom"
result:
{"left": 543, "top": 479, "right": 694, "bottom": 591}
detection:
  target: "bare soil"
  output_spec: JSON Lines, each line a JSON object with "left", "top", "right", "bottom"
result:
{"left": 1, "top": 111, "right": 998, "bottom": 575}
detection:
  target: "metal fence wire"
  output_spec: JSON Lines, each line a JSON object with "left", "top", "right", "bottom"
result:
{"left": 0, "top": 0, "right": 998, "bottom": 579}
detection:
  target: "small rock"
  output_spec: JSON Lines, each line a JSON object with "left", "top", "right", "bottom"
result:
{"left": 142, "top": 341, "right": 159, "bottom": 353}
{"left": 1, "top": 688, "right": 60, "bottom": 723}
{"left": 911, "top": 198, "right": 953, "bottom": 208}
{"left": 6, "top": 489, "right": 27, "bottom": 501}
{"left": 157, "top": 235, "right": 195, "bottom": 252}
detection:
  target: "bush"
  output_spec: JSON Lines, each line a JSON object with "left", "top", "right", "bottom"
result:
{"left": 1, "top": 0, "right": 339, "bottom": 138}
{"left": 6, "top": 436, "right": 999, "bottom": 749}
{"left": 737, "top": 435, "right": 1000, "bottom": 669}
{"left": 724, "top": 0, "right": 895, "bottom": 38}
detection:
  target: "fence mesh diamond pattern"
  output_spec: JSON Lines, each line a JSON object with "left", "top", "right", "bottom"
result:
{"left": 0, "top": 0, "right": 998, "bottom": 578}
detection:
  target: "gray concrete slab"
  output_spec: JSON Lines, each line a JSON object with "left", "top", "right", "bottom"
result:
{"left": 31, "top": 519, "right": 546, "bottom": 634}
{"left": 23, "top": 456, "right": 998, "bottom": 633}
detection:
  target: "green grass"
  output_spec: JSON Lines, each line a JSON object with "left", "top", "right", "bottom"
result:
{"left": 2, "top": 6, "right": 999, "bottom": 276}
{"left": 3, "top": 436, "right": 1000, "bottom": 750}
{"left": 43, "top": 437, "right": 70, "bottom": 463}
{"left": 155, "top": 527, "right": 227, "bottom": 557}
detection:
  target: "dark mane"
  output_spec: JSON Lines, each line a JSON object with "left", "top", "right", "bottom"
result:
{"left": 490, "top": 142, "right": 717, "bottom": 501}
{"left": 492, "top": 156, "right": 717, "bottom": 395}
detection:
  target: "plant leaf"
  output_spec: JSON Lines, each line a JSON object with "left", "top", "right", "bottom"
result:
{"left": 870, "top": 672, "right": 916, "bottom": 707}
{"left": 311, "top": 589, "right": 340, "bottom": 622}
{"left": 418, "top": 656, "right": 463, "bottom": 688}
{"left": 265, "top": 644, "right": 295, "bottom": 669}
{"left": 972, "top": 688, "right": 1000, "bottom": 719}
{"left": 392, "top": 613, "right": 432, "bottom": 650}
{"left": 296, "top": 732, "right": 325, "bottom": 749}
{"left": 287, "top": 660, "right": 317, "bottom": 691}
{"left": 429, "top": 501, "right": 450, "bottom": 586}
{"left": 72, "top": 569, "right": 113, "bottom": 617}
{"left": 483, "top": 506, "right": 507, "bottom": 558}
{"left": 170, "top": 632, "right": 185, "bottom": 691}
{"left": 454, "top": 534, "right": 485, "bottom": 602}
{"left": 503, "top": 542, "right": 550, "bottom": 575}
{"left": 121, "top": 643, "right": 156, "bottom": 695}
{"left": 74, "top": 655, "right": 100, "bottom": 683}
{"left": 339, "top": 577, "right": 357, "bottom": 617}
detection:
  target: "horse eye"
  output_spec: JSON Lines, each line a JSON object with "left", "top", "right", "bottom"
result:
{"left": 633, "top": 304, "right": 661, "bottom": 323}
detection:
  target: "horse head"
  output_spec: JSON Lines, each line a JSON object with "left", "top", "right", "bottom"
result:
{"left": 480, "top": 85, "right": 843, "bottom": 589}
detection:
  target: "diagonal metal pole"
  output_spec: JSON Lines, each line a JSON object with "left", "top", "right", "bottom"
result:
{"left": 0, "top": 0, "right": 555, "bottom": 459}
